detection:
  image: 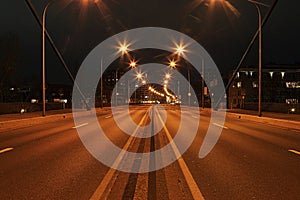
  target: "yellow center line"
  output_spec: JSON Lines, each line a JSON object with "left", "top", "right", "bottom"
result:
{"left": 0, "top": 147, "right": 14, "bottom": 154}
{"left": 155, "top": 108, "right": 205, "bottom": 200}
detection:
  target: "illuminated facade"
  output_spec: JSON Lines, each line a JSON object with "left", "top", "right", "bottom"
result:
{"left": 229, "top": 64, "right": 300, "bottom": 113}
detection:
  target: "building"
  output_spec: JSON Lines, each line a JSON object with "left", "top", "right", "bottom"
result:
{"left": 229, "top": 64, "right": 300, "bottom": 113}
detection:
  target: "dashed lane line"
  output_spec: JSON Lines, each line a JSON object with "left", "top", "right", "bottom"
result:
{"left": 212, "top": 123, "right": 229, "bottom": 130}
{"left": 155, "top": 108, "right": 205, "bottom": 200}
{"left": 288, "top": 149, "right": 300, "bottom": 156}
{"left": 72, "top": 123, "right": 88, "bottom": 129}
{"left": 0, "top": 147, "right": 14, "bottom": 154}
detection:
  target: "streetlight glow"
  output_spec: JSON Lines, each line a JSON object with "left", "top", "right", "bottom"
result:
{"left": 165, "top": 73, "right": 171, "bottom": 79}
{"left": 168, "top": 59, "right": 177, "bottom": 69}
{"left": 129, "top": 60, "right": 137, "bottom": 68}
{"left": 117, "top": 40, "right": 131, "bottom": 56}
{"left": 175, "top": 45, "right": 185, "bottom": 56}
{"left": 136, "top": 72, "right": 143, "bottom": 80}
{"left": 119, "top": 44, "right": 128, "bottom": 54}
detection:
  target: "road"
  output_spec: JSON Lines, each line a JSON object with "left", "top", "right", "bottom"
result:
{"left": 0, "top": 105, "right": 300, "bottom": 199}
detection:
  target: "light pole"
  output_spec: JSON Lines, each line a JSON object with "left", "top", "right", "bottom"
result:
{"left": 187, "top": 68, "right": 191, "bottom": 106}
{"left": 200, "top": 58, "right": 205, "bottom": 109}
{"left": 128, "top": 60, "right": 138, "bottom": 103}
{"left": 249, "top": 0, "right": 269, "bottom": 117}
{"left": 100, "top": 58, "right": 103, "bottom": 108}
{"left": 115, "top": 69, "right": 118, "bottom": 105}
{"left": 42, "top": 0, "right": 54, "bottom": 116}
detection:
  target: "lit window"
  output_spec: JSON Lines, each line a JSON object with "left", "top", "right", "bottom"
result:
{"left": 237, "top": 82, "right": 242, "bottom": 88}
{"left": 286, "top": 82, "right": 300, "bottom": 88}
{"left": 252, "top": 82, "right": 258, "bottom": 88}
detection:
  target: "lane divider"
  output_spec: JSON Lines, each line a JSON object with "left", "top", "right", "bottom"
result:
{"left": 212, "top": 123, "right": 229, "bottom": 130}
{"left": 72, "top": 123, "right": 88, "bottom": 129}
{"left": 288, "top": 149, "right": 300, "bottom": 156}
{"left": 0, "top": 147, "right": 14, "bottom": 154}
{"left": 155, "top": 108, "right": 205, "bottom": 200}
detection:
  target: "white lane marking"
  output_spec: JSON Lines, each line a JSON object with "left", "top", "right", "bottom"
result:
{"left": 105, "top": 115, "right": 112, "bottom": 119}
{"left": 0, "top": 147, "right": 14, "bottom": 154}
{"left": 288, "top": 149, "right": 300, "bottom": 156}
{"left": 72, "top": 123, "right": 88, "bottom": 129}
{"left": 90, "top": 109, "right": 150, "bottom": 200}
{"left": 156, "top": 109, "right": 205, "bottom": 200}
{"left": 213, "top": 123, "right": 229, "bottom": 129}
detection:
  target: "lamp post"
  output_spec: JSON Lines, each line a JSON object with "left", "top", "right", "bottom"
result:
{"left": 128, "top": 60, "right": 138, "bottom": 103}
{"left": 39, "top": 0, "right": 96, "bottom": 115}
{"left": 42, "top": 0, "right": 54, "bottom": 116}
{"left": 115, "top": 69, "right": 118, "bottom": 105}
{"left": 248, "top": 0, "right": 269, "bottom": 117}
{"left": 187, "top": 68, "right": 191, "bottom": 106}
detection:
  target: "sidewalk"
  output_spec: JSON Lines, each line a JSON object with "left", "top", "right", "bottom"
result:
{"left": 0, "top": 109, "right": 73, "bottom": 122}
{"left": 226, "top": 109, "right": 300, "bottom": 122}
{"left": 225, "top": 109, "right": 300, "bottom": 131}
{"left": 0, "top": 108, "right": 112, "bottom": 132}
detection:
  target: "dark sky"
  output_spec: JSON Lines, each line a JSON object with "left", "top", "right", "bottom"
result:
{"left": 1, "top": 0, "right": 299, "bottom": 85}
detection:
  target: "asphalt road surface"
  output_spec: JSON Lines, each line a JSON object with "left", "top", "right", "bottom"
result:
{"left": 0, "top": 105, "right": 299, "bottom": 199}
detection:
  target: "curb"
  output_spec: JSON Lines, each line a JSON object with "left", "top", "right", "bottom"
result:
{"left": 225, "top": 112, "right": 300, "bottom": 131}
{"left": 0, "top": 108, "right": 110, "bottom": 131}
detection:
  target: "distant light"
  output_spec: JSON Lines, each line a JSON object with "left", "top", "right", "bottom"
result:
{"left": 120, "top": 45, "right": 127, "bottom": 53}
{"left": 136, "top": 73, "right": 143, "bottom": 79}
{"left": 117, "top": 41, "right": 131, "bottom": 55}
{"left": 172, "top": 41, "right": 189, "bottom": 57}
{"left": 169, "top": 60, "right": 177, "bottom": 68}
{"left": 175, "top": 46, "right": 185, "bottom": 55}
{"left": 60, "top": 99, "right": 68, "bottom": 104}
{"left": 31, "top": 99, "right": 38, "bottom": 103}
{"left": 129, "top": 60, "right": 137, "bottom": 68}
{"left": 165, "top": 73, "right": 171, "bottom": 79}
{"left": 10, "top": 87, "right": 14, "bottom": 91}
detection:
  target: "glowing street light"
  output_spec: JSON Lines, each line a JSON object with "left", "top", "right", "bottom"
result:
{"left": 168, "top": 59, "right": 177, "bottom": 69}
{"left": 136, "top": 72, "right": 143, "bottom": 80}
{"left": 165, "top": 73, "right": 171, "bottom": 79}
{"left": 42, "top": 0, "right": 96, "bottom": 116}
{"left": 129, "top": 60, "right": 137, "bottom": 68}
{"left": 118, "top": 42, "right": 130, "bottom": 56}
{"left": 175, "top": 45, "right": 185, "bottom": 56}
{"left": 248, "top": 0, "right": 269, "bottom": 117}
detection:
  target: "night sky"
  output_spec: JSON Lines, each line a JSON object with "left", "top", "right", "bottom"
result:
{"left": 1, "top": 0, "right": 299, "bottom": 85}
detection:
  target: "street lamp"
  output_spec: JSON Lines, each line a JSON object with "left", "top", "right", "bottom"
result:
{"left": 42, "top": 0, "right": 95, "bottom": 115}
{"left": 127, "top": 60, "right": 138, "bottom": 103}
{"left": 168, "top": 59, "right": 177, "bottom": 69}
{"left": 248, "top": 0, "right": 269, "bottom": 117}
{"left": 173, "top": 45, "right": 192, "bottom": 106}
{"left": 165, "top": 73, "right": 171, "bottom": 80}
{"left": 42, "top": 0, "right": 54, "bottom": 116}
